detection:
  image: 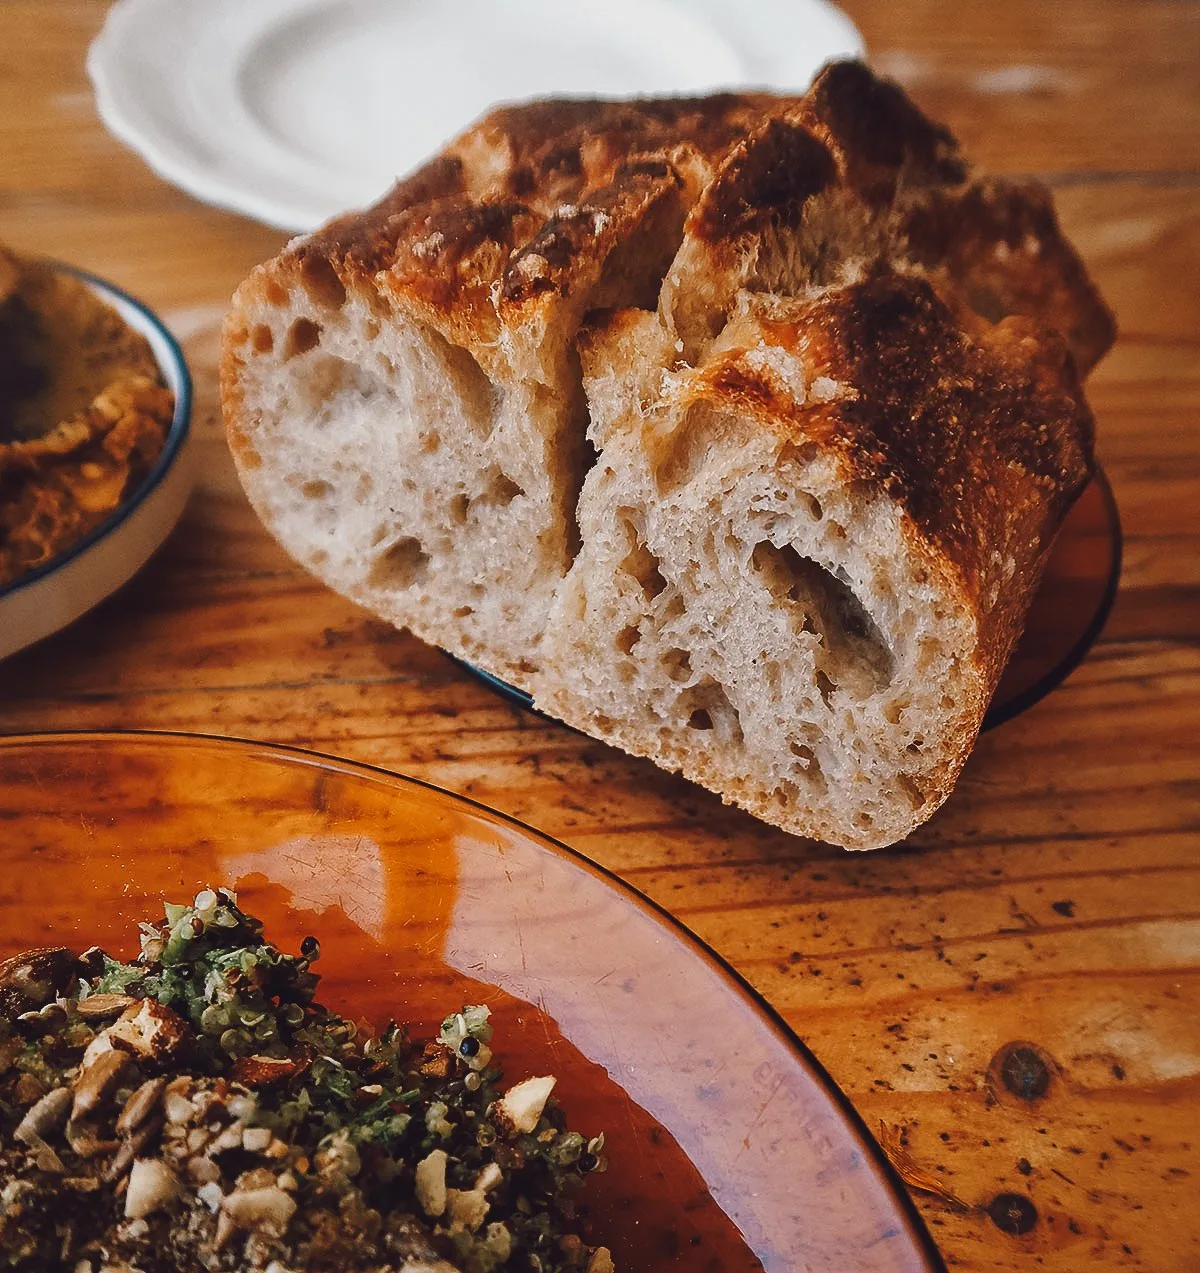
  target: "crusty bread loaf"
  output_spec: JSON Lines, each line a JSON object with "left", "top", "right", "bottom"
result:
{"left": 222, "top": 61, "right": 1113, "bottom": 849}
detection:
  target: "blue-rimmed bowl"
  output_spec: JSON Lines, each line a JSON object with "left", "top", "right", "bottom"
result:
{"left": 0, "top": 265, "right": 193, "bottom": 660}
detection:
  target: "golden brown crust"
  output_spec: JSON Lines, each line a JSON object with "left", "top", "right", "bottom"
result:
{"left": 901, "top": 177, "right": 1117, "bottom": 374}
{"left": 640, "top": 264, "right": 1090, "bottom": 719}
{"left": 807, "top": 59, "right": 967, "bottom": 195}
{"left": 715, "top": 272, "right": 1091, "bottom": 684}
{"left": 270, "top": 61, "right": 1112, "bottom": 390}
{"left": 287, "top": 94, "right": 778, "bottom": 340}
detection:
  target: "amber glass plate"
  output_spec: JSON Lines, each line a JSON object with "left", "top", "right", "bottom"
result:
{"left": 0, "top": 731, "right": 945, "bottom": 1273}
{"left": 457, "top": 470, "right": 1121, "bottom": 732}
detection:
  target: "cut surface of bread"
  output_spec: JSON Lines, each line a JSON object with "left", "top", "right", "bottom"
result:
{"left": 546, "top": 273, "right": 1092, "bottom": 848}
{"left": 222, "top": 61, "right": 1113, "bottom": 849}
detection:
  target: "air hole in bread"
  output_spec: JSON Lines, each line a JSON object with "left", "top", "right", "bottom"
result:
{"left": 853, "top": 812, "right": 874, "bottom": 830}
{"left": 790, "top": 741, "right": 816, "bottom": 766}
{"left": 800, "top": 491, "right": 823, "bottom": 520}
{"left": 419, "top": 430, "right": 441, "bottom": 454}
{"left": 662, "top": 648, "right": 693, "bottom": 683}
{"left": 623, "top": 541, "right": 666, "bottom": 600}
{"left": 750, "top": 540, "right": 893, "bottom": 691}
{"left": 250, "top": 324, "right": 273, "bottom": 354}
{"left": 883, "top": 697, "right": 909, "bottom": 725}
{"left": 896, "top": 774, "right": 925, "bottom": 811}
{"left": 649, "top": 403, "right": 729, "bottom": 494}
{"left": 364, "top": 318, "right": 381, "bottom": 341}
{"left": 481, "top": 469, "right": 524, "bottom": 506}
{"left": 300, "top": 479, "right": 332, "bottom": 500}
{"left": 284, "top": 317, "right": 321, "bottom": 359}
{"left": 354, "top": 474, "right": 373, "bottom": 501}
{"left": 661, "top": 594, "right": 686, "bottom": 622}
{"left": 264, "top": 279, "right": 287, "bottom": 306}
{"left": 678, "top": 679, "right": 743, "bottom": 745}
{"left": 453, "top": 606, "right": 474, "bottom": 618}
{"left": 430, "top": 334, "right": 501, "bottom": 438}
{"left": 815, "top": 668, "right": 837, "bottom": 704}
{"left": 588, "top": 183, "right": 690, "bottom": 313}
{"left": 617, "top": 516, "right": 667, "bottom": 600}
{"left": 369, "top": 537, "right": 429, "bottom": 591}
{"left": 450, "top": 493, "right": 471, "bottom": 525}
{"left": 615, "top": 624, "right": 640, "bottom": 655}
{"left": 299, "top": 255, "right": 347, "bottom": 310}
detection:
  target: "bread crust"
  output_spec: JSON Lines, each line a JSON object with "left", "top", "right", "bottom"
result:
{"left": 222, "top": 61, "right": 1113, "bottom": 848}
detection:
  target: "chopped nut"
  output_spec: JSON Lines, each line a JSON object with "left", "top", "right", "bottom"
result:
{"left": 242, "top": 1125, "right": 273, "bottom": 1153}
{"left": 415, "top": 1148, "right": 448, "bottom": 1217}
{"left": 13, "top": 1086, "right": 72, "bottom": 1172}
{"left": 186, "top": 1155, "right": 220, "bottom": 1186}
{"left": 419, "top": 1040, "right": 451, "bottom": 1079}
{"left": 231, "top": 1052, "right": 307, "bottom": 1086}
{"left": 65, "top": 1119, "right": 118, "bottom": 1159}
{"left": 124, "top": 1158, "right": 180, "bottom": 1219}
{"left": 491, "top": 1075, "right": 556, "bottom": 1136}
{"left": 15, "top": 1085, "right": 72, "bottom": 1142}
{"left": 0, "top": 946, "right": 77, "bottom": 1010}
{"left": 116, "top": 1076, "right": 167, "bottom": 1134}
{"left": 104, "top": 1115, "right": 164, "bottom": 1183}
{"left": 220, "top": 1185, "right": 297, "bottom": 1236}
{"left": 446, "top": 1187, "right": 489, "bottom": 1233}
{"left": 106, "top": 999, "right": 189, "bottom": 1061}
{"left": 15, "top": 1002, "right": 69, "bottom": 1036}
{"left": 208, "top": 1122, "right": 247, "bottom": 1154}
{"left": 162, "top": 1081, "right": 195, "bottom": 1125}
{"left": 76, "top": 993, "right": 137, "bottom": 1020}
{"left": 71, "top": 1047, "right": 131, "bottom": 1120}
{"left": 197, "top": 1180, "right": 224, "bottom": 1212}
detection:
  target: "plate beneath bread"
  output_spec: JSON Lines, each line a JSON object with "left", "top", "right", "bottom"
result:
{"left": 454, "top": 469, "right": 1122, "bottom": 733}
{"left": 87, "top": 0, "right": 864, "bottom": 232}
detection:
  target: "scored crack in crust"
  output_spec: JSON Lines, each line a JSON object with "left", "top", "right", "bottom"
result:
{"left": 221, "top": 60, "right": 1114, "bottom": 850}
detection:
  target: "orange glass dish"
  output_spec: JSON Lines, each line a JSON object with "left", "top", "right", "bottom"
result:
{"left": 0, "top": 731, "right": 944, "bottom": 1272}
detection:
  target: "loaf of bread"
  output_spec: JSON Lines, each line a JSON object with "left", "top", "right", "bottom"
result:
{"left": 222, "top": 61, "right": 1113, "bottom": 849}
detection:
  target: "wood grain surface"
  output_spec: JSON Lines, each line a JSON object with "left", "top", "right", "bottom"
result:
{"left": 1, "top": 2, "right": 1198, "bottom": 1269}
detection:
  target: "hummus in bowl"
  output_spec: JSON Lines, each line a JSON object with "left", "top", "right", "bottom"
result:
{"left": 0, "top": 246, "right": 192, "bottom": 659}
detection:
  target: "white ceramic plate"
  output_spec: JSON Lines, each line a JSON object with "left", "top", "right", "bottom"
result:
{"left": 88, "top": 0, "right": 864, "bottom": 233}
{"left": 0, "top": 268, "right": 193, "bottom": 661}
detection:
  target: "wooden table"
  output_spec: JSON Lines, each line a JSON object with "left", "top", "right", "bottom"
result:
{"left": 2, "top": 3, "right": 1198, "bottom": 1268}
